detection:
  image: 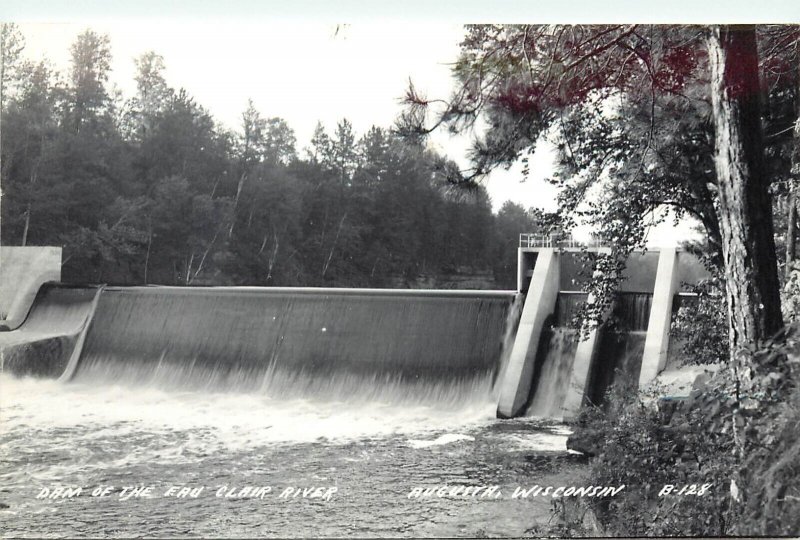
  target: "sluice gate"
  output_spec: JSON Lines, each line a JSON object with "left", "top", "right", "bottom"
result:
{"left": 497, "top": 241, "right": 708, "bottom": 420}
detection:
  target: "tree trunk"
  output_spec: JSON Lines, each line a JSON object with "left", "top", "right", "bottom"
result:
{"left": 143, "top": 225, "right": 152, "bottom": 284}
{"left": 228, "top": 172, "right": 246, "bottom": 237}
{"left": 0, "top": 36, "right": 4, "bottom": 252}
{"left": 707, "top": 25, "right": 784, "bottom": 357}
{"left": 786, "top": 87, "right": 800, "bottom": 275}
{"left": 786, "top": 39, "right": 800, "bottom": 276}
{"left": 322, "top": 212, "right": 347, "bottom": 279}
{"left": 788, "top": 183, "right": 798, "bottom": 273}
{"left": 21, "top": 159, "right": 40, "bottom": 246}
{"left": 21, "top": 203, "right": 30, "bottom": 246}
{"left": 266, "top": 230, "right": 279, "bottom": 282}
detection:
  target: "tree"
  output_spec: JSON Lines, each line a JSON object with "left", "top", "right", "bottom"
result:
{"left": 0, "top": 23, "right": 25, "bottom": 252}
{"left": 4, "top": 61, "right": 61, "bottom": 246}
{"left": 402, "top": 24, "right": 789, "bottom": 356}
{"left": 68, "top": 30, "right": 112, "bottom": 132}
{"left": 230, "top": 99, "right": 266, "bottom": 237}
{"left": 494, "top": 201, "right": 540, "bottom": 287}
{"left": 59, "top": 30, "right": 123, "bottom": 236}
{"left": 707, "top": 26, "right": 783, "bottom": 351}
{"left": 307, "top": 121, "right": 331, "bottom": 164}
{"left": 263, "top": 117, "right": 296, "bottom": 166}
{"left": 127, "top": 51, "right": 172, "bottom": 140}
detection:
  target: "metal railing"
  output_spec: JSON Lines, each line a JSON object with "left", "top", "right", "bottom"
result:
{"left": 519, "top": 233, "right": 604, "bottom": 249}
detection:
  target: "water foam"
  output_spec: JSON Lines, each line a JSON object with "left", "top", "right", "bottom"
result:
{"left": 0, "top": 374, "right": 497, "bottom": 453}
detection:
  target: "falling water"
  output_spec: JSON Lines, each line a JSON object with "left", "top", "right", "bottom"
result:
{"left": 614, "top": 292, "right": 653, "bottom": 331}
{"left": 554, "top": 292, "right": 588, "bottom": 328}
{"left": 521, "top": 291, "right": 652, "bottom": 417}
{"left": 525, "top": 328, "right": 579, "bottom": 418}
{"left": 588, "top": 331, "right": 647, "bottom": 406}
{"left": 67, "top": 286, "right": 514, "bottom": 409}
{"left": 492, "top": 292, "right": 525, "bottom": 397}
{"left": 584, "top": 292, "right": 652, "bottom": 405}
{"left": 520, "top": 292, "right": 585, "bottom": 419}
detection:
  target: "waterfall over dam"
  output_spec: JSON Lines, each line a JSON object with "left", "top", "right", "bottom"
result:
{"left": 2, "top": 285, "right": 516, "bottom": 409}
{"left": 522, "top": 291, "right": 652, "bottom": 418}
{"left": 496, "top": 244, "right": 708, "bottom": 419}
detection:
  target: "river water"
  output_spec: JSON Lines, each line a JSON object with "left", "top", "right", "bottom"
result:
{"left": 0, "top": 373, "right": 587, "bottom": 538}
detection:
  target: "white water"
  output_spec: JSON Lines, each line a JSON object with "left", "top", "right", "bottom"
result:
{"left": 0, "top": 283, "right": 593, "bottom": 537}
{"left": 0, "top": 370, "right": 587, "bottom": 538}
{"left": 0, "top": 374, "right": 499, "bottom": 451}
{"left": 526, "top": 329, "right": 578, "bottom": 419}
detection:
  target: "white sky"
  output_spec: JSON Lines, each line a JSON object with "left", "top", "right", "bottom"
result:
{"left": 22, "top": 13, "right": 792, "bottom": 246}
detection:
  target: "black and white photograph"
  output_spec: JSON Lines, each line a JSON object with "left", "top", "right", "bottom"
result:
{"left": 1, "top": 1, "right": 799, "bottom": 538}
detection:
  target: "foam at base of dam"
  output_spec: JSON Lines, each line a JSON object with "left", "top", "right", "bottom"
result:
{"left": 65, "top": 286, "right": 515, "bottom": 407}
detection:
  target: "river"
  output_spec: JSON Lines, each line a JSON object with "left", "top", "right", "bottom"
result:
{"left": 0, "top": 373, "right": 588, "bottom": 538}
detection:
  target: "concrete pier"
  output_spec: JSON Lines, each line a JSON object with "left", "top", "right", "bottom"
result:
{"left": 497, "top": 249, "right": 560, "bottom": 418}
{"left": 561, "top": 296, "right": 604, "bottom": 420}
{"left": 639, "top": 247, "right": 679, "bottom": 386}
{"left": 502, "top": 237, "right": 706, "bottom": 420}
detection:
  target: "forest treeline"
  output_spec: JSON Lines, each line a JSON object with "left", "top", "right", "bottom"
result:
{"left": 0, "top": 27, "right": 538, "bottom": 288}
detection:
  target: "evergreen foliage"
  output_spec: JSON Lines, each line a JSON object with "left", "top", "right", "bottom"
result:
{"left": 0, "top": 28, "right": 540, "bottom": 289}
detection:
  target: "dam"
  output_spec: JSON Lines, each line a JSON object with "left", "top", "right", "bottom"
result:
{"left": 2, "top": 284, "right": 515, "bottom": 408}
{"left": 1, "top": 239, "right": 706, "bottom": 420}
{"left": 0, "top": 241, "right": 707, "bottom": 537}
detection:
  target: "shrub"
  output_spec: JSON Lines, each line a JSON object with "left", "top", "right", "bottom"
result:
{"left": 571, "top": 323, "right": 800, "bottom": 537}
{"left": 577, "top": 382, "right": 737, "bottom": 536}
{"left": 782, "top": 260, "right": 800, "bottom": 324}
{"left": 671, "top": 277, "right": 729, "bottom": 365}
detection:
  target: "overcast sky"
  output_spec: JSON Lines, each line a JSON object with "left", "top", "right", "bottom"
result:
{"left": 15, "top": 2, "right": 797, "bottom": 244}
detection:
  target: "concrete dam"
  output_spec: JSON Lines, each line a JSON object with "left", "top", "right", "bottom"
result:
{"left": 1, "top": 284, "right": 515, "bottom": 408}
{"left": 0, "top": 241, "right": 706, "bottom": 419}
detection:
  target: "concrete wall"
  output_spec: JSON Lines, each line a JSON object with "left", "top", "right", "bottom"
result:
{"left": 676, "top": 251, "right": 712, "bottom": 288}
{"left": 498, "top": 249, "right": 559, "bottom": 418}
{"left": 0, "top": 246, "right": 62, "bottom": 330}
{"left": 550, "top": 250, "right": 659, "bottom": 293}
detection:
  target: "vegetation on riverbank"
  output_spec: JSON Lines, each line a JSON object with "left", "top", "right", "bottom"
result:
{"left": 563, "top": 320, "right": 800, "bottom": 537}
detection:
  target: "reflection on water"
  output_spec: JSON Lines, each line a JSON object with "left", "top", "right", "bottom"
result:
{"left": 0, "top": 374, "right": 587, "bottom": 538}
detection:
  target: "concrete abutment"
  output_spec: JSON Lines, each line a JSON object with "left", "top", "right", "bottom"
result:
{"left": 498, "top": 244, "right": 703, "bottom": 419}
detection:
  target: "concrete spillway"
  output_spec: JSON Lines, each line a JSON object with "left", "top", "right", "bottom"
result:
{"left": 0, "top": 246, "right": 62, "bottom": 330}
{"left": 2, "top": 285, "right": 516, "bottom": 408}
{"left": 0, "top": 284, "right": 102, "bottom": 378}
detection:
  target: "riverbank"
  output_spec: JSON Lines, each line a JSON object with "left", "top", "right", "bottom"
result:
{"left": 561, "top": 323, "right": 800, "bottom": 537}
